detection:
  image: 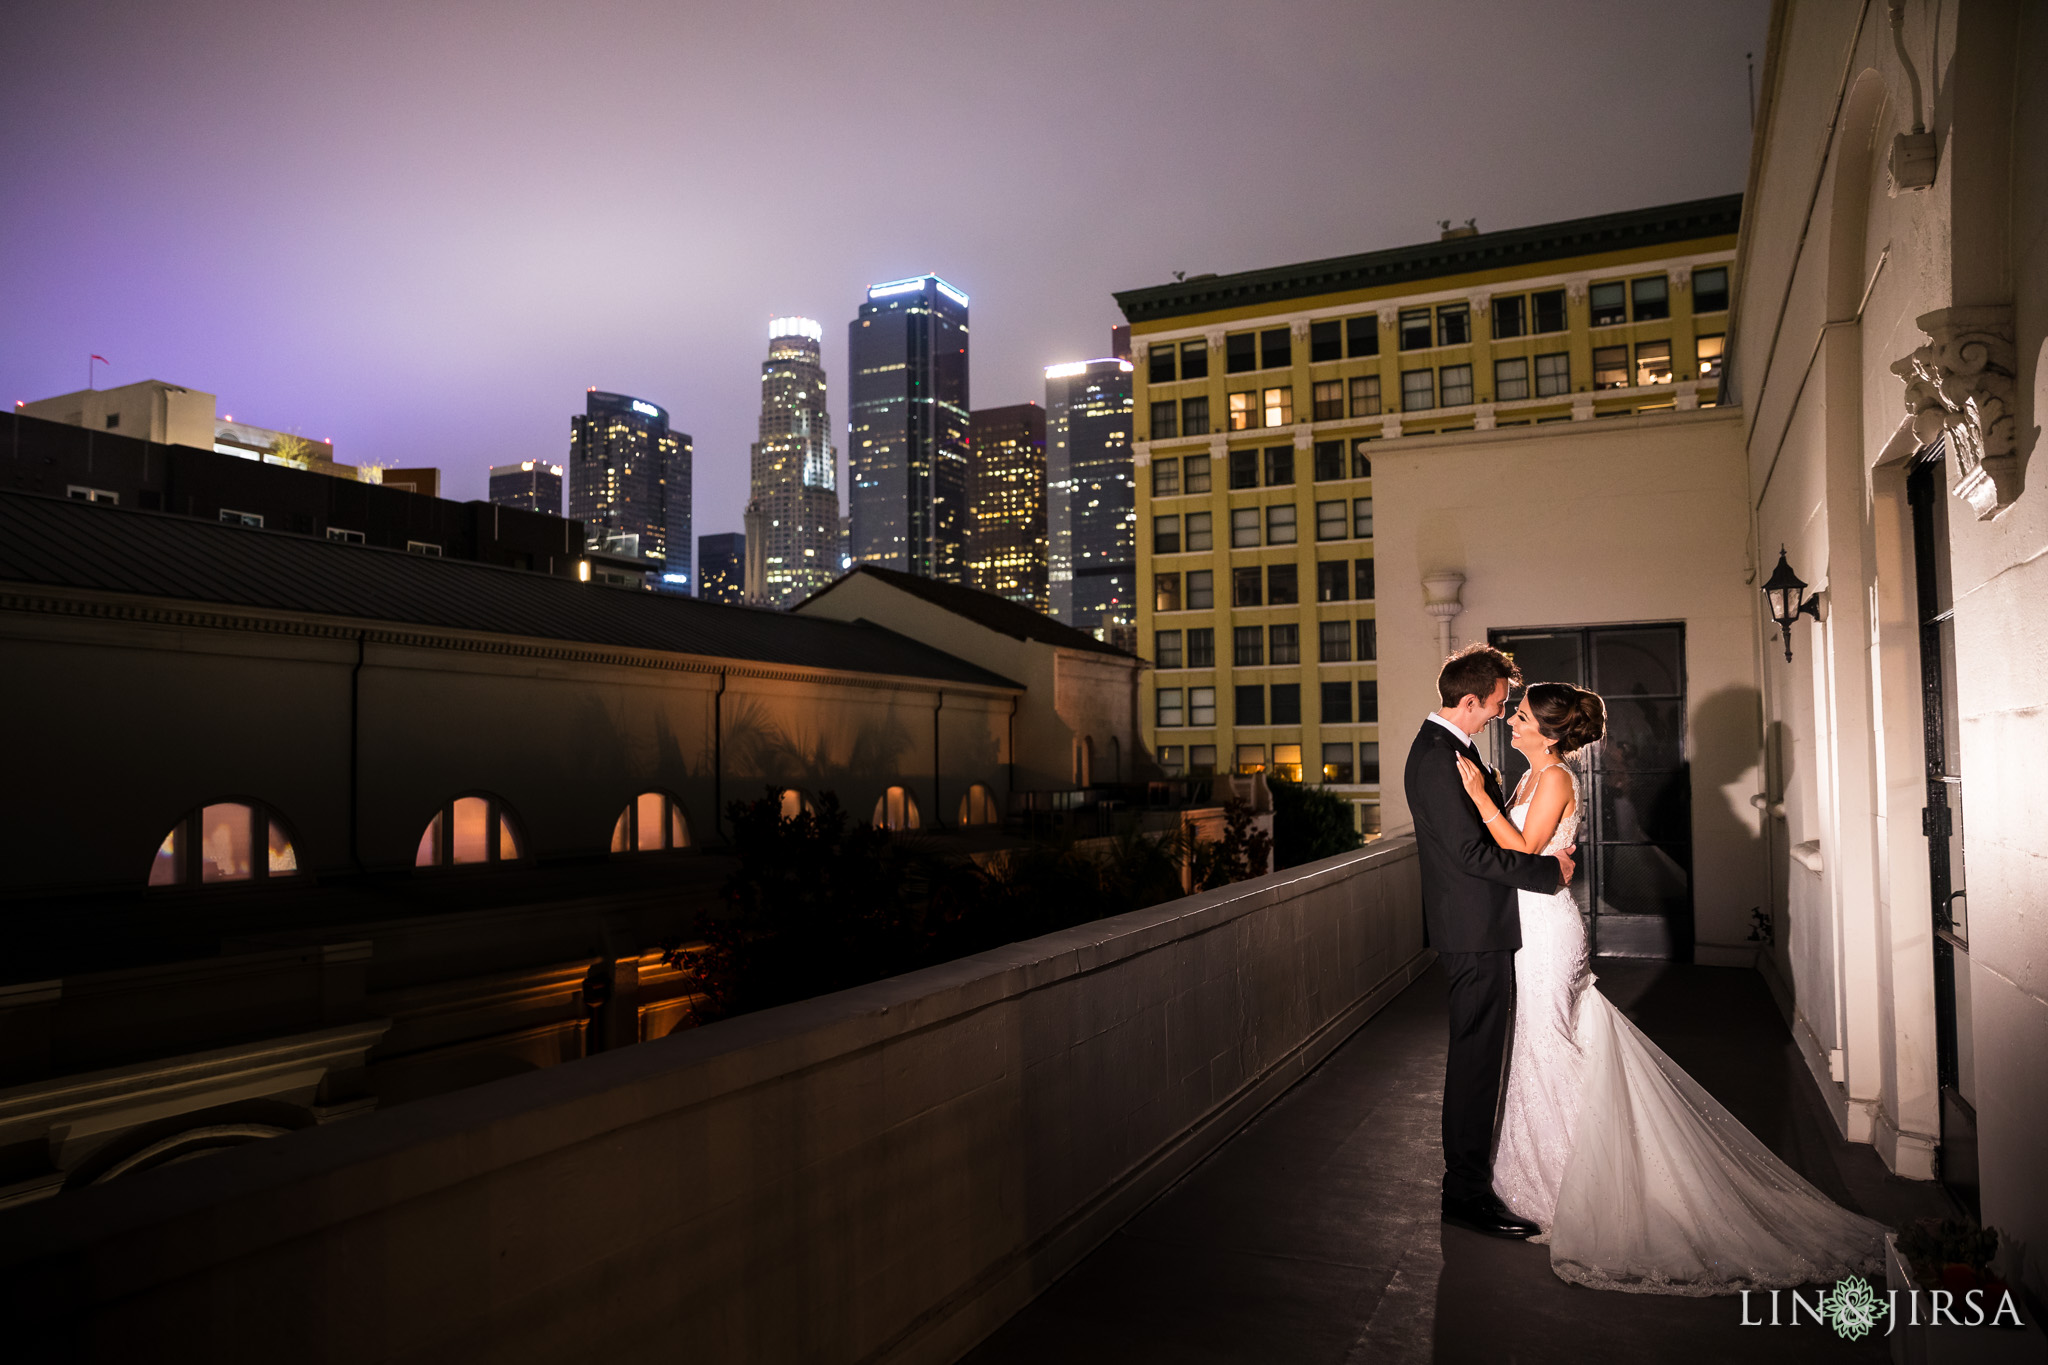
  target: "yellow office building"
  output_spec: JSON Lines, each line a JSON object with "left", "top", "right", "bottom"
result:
{"left": 1116, "top": 197, "right": 1740, "bottom": 837}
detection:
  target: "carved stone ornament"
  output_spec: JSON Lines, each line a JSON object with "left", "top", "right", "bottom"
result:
{"left": 1378, "top": 305, "right": 1398, "bottom": 328}
{"left": 1469, "top": 292, "right": 1491, "bottom": 317}
{"left": 1293, "top": 429, "right": 1312, "bottom": 449}
{"left": 1205, "top": 328, "right": 1226, "bottom": 351}
{"left": 1890, "top": 306, "right": 2020, "bottom": 519}
{"left": 1565, "top": 274, "right": 1588, "bottom": 303}
{"left": 1670, "top": 265, "right": 1692, "bottom": 290}
{"left": 1291, "top": 317, "right": 1310, "bottom": 339}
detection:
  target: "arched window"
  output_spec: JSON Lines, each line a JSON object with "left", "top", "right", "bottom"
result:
{"left": 778, "top": 788, "right": 815, "bottom": 821}
{"left": 149, "top": 801, "right": 299, "bottom": 887}
{"left": 611, "top": 791, "right": 691, "bottom": 852}
{"left": 416, "top": 795, "right": 525, "bottom": 868}
{"left": 872, "top": 786, "right": 921, "bottom": 831}
{"left": 957, "top": 783, "right": 1000, "bottom": 826}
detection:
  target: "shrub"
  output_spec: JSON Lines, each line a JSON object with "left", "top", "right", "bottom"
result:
{"left": 1268, "top": 776, "right": 1363, "bottom": 869}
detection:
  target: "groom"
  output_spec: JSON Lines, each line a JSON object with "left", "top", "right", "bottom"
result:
{"left": 1404, "top": 643, "right": 1574, "bottom": 1240}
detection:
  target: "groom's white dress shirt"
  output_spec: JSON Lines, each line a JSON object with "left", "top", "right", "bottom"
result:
{"left": 1427, "top": 712, "right": 1480, "bottom": 754}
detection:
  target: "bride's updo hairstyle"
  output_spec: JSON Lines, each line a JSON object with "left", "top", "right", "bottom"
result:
{"left": 1526, "top": 683, "right": 1606, "bottom": 759}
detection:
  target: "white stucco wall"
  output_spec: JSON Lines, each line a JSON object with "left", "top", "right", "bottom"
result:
{"left": 1368, "top": 407, "right": 1760, "bottom": 956}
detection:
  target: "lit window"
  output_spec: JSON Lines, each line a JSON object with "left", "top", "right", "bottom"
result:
{"left": 778, "top": 789, "right": 815, "bottom": 820}
{"left": 1261, "top": 386, "right": 1294, "bottom": 427}
{"left": 1158, "top": 745, "right": 1185, "bottom": 777}
{"left": 1235, "top": 742, "right": 1266, "bottom": 774}
{"left": 1228, "top": 391, "right": 1260, "bottom": 431}
{"left": 957, "top": 784, "right": 1000, "bottom": 825}
{"left": 1155, "top": 573, "right": 1181, "bottom": 612}
{"left": 1593, "top": 346, "right": 1629, "bottom": 389}
{"left": 1272, "top": 742, "right": 1303, "bottom": 781}
{"left": 66, "top": 485, "right": 118, "bottom": 504}
{"left": 610, "top": 790, "right": 691, "bottom": 853}
{"left": 1697, "top": 334, "right": 1726, "bottom": 379}
{"left": 873, "top": 786, "right": 921, "bottom": 831}
{"left": 149, "top": 801, "right": 299, "bottom": 887}
{"left": 1635, "top": 340, "right": 1674, "bottom": 387}
{"left": 415, "top": 795, "right": 525, "bottom": 868}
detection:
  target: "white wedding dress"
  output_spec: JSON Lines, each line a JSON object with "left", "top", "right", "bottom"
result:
{"left": 1491, "top": 769, "right": 1888, "bottom": 1295}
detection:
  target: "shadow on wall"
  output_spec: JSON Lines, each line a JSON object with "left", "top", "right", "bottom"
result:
{"left": 1689, "top": 685, "right": 1771, "bottom": 952}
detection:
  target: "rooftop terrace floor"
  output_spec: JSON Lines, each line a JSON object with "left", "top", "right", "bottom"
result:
{"left": 963, "top": 959, "right": 1955, "bottom": 1365}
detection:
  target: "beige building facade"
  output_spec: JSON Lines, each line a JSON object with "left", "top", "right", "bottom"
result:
{"left": 1120, "top": 198, "right": 1753, "bottom": 960}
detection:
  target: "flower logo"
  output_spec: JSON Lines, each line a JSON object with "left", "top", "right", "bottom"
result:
{"left": 1820, "top": 1275, "right": 1882, "bottom": 1340}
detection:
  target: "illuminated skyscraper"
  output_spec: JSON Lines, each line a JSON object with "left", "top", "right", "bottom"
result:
{"left": 487, "top": 461, "right": 563, "bottom": 515}
{"left": 697, "top": 532, "right": 745, "bottom": 605}
{"left": 1045, "top": 355, "right": 1136, "bottom": 635}
{"left": 742, "top": 318, "right": 839, "bottom": 608}
{"left": 568, "top": 391, "right": 692, "bottom": 593}
{"left": 846, "top": 275, "right": 970, "bottom": 582}
{"left": 964, "top": 403, "right": 1048, "bottom": 611}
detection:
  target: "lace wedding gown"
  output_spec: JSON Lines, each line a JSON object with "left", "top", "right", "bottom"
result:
{"left": 1490, "top": 769, "right": 1888, "bottom": 1295}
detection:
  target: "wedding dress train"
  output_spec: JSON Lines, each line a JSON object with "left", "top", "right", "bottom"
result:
{"left": 1490, "top": 774, "right": 1888, "bottom": 1295}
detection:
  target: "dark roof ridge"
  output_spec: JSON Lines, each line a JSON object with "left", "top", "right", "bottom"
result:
{"left": 800, "top": 564, "right": 1132, "bottom": 657}
{"left": 1115, "top": 194, "right": 1742, "bottom": 324}
{"left": 0, "top": 490, "right": 1020, "bottom": 689}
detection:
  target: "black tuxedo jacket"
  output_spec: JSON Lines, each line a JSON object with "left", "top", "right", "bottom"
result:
{"left": 1402, "top": 720, "right": 1563, "bottom": 954}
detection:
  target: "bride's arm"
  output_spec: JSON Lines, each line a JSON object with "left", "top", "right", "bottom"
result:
{"left": 1455, "top": 757, "right": 1573, "bottom": 855}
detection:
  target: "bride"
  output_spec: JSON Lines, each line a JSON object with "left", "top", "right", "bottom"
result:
{"left": 1453, "top": 682, "right": 1888, "bottom": 1295}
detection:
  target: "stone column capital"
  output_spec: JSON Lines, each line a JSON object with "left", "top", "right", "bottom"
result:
{"left": 1891, "top": 306, "right": 2020, "bottom": 519}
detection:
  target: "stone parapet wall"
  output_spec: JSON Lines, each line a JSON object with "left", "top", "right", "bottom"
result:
{"left": 0, "top": 838, "right": 1425, "bottom": 1364}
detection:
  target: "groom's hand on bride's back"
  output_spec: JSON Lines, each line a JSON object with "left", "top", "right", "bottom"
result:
{"left": 1556, "top": 846, "right": 1576, "bottom": 887}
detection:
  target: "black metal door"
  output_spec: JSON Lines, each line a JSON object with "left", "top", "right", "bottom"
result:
{"left": 1487, "top": 624, "right": 1693, "bottom": 960}
{"left": 1907, "top": 452, "right": 1978, "bottom": 1215}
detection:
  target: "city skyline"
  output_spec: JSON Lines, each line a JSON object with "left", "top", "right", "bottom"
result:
{"left": 0, "top": 2, "right": 1770, "bottom": 545}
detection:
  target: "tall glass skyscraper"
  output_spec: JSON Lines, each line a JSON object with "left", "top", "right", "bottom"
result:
{"left": 964, "top": 403, "right": 1048, "bottom": 611}
{"left": 847, "top": 275, "right": 970, "bottom": 581}
{"left": 1045, "top": 355, "right": 1136, "bottom": 636}
{"left": 742, "top": 318, "right": 839, "bottom": 608}
{"left": 568, "top": 390, "right": 692, "bottom": 593}
{"left": 697, "top": 532, "right": 745, "bottom": 605}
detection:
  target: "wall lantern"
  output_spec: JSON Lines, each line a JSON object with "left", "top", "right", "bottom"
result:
{"left": 1762, "top": 547, "right": 1822, "bottom": 662}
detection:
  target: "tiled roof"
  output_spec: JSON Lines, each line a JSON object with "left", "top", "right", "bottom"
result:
{"left": 1114, "top": 195, "right": 1742, "bottom": 323}
{"left": 799, "top": 565, "right": 1131, "bottom": 657}
{"left": 0, "top": 492, "right": 1021, "bottom": 688}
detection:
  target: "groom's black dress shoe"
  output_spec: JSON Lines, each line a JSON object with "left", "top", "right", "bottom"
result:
{"left": 1441, "top": 1191, "right": 1542, "bottom": 1240}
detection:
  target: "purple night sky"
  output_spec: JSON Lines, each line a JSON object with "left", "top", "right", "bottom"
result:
{"left": 1, "top": 1, "right": 1767, "bottom": 537}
